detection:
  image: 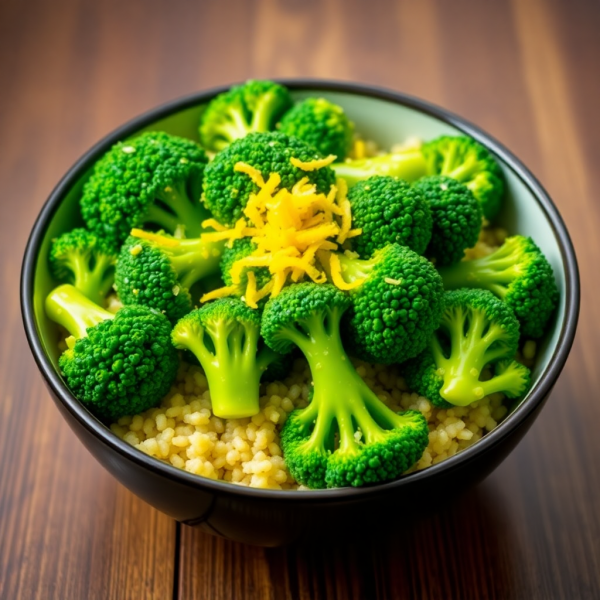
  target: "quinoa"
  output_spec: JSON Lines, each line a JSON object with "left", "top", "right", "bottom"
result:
{"left": 110, "top": 224, "right": 531, "bottom": 490}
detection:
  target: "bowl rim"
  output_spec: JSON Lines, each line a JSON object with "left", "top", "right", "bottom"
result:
{"left": 20, "top": 79, "right": 580, "bottom": 502}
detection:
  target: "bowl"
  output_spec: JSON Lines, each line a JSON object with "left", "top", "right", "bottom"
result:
{"left": 21, "top": 80, "right": 580, "bottom": 546}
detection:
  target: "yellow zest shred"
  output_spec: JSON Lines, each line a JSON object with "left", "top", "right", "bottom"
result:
{"left": 200, "top": 284, "right": 241, "bottom": 303}
{"left": 290, "top": 155, "right": 336, "bottom": 171}
{"left": 130, "top": 229, "right": 181, "bottom": 247}
{"left": 201, "top": 218, "right": 228, "bottom": 232}
{"left": 200, "top": 162, "right": 362, "bottom": 307}
{"left": 352, "top": 139, "right": 366, "bottom": 159}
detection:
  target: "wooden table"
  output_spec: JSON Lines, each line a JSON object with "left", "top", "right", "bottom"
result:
{"left": 1, "top": 0, "right": 599, "bottom": 597}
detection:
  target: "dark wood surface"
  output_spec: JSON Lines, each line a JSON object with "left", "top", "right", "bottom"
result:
{"left": 1, "top": 0, "right": 599, "bottom": 598}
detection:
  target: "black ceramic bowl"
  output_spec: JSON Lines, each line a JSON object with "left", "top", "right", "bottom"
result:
{"left": 21, "top": 81, "right": 579, "bottom": 546}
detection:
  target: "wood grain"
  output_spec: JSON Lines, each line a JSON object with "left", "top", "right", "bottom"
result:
{"left": 1, "top": 0, "right": 599, "bottom": 598}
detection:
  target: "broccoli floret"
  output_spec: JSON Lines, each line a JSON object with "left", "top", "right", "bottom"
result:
{"left": 422, "top": 136, "right": 505, "bottom": 220}
{"left": 333, "top": 149, "right": 429, "bottom": 186}
{"left": 438, "top": 235, "right": 559, "bottom": 338}
{"left": 404, "top": 289, "right": 530, "bottom": 407}
{"left": 115, "top": 232, "right": 224, "bottom": 323}
{"left": 278, "top": 97, "right": 354, "bottom": 160}
{"left": 413, "top": 176, "right": 482, "bottom": 266}
{"left": 347, "top": 176, "right": 432, "bottom": 257}
{"left": 81, "top": 131, "right": 210, "bottom": 251}
{"left": 337, "top": 244, "right": 444, "bottom": 364}
{"left": 171, "top": 298, "right": 281, "bottom": 419}
{"left": 199, "top": 80, "right": 292, "bottom": 152}
{"left": 220, "top": 238, "right": 271, "bottom": 290}
{"left": 46, "top": 284, "right": 179, "bottom": 421}
{"left": 261, "top": 283, "right": 429, "bottom": 489}
{"left": 49, "top": 228, "right": 117, "bottom": 305}
{"left": 333, "top": 135, "right": 505, "bottom": 220}
{"left": 203, "top": 131, "right": 336, "bottom": 226}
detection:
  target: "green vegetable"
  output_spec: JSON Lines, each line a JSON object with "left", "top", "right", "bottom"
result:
{"left": 46, "top": 284, "right": 178, "bottom": 421}
{"left": 438, "top": 235, "right": 558, "bottom": 338}
{"left": 202, "top": 131, "right": 336, "bottom": 226}
{"left": 115, "top": 233, "right": 224, "bottom": 323}
{"left": 333, "top": 135, "right": 505, "bottom": 220}
{"left": 404, "top": 289, "right": 530, "bottom": 407}
{"left": 171, "top": 298, "right": 281, "bottom": 419}
{"left": 338, "top": 244, "right": 444, "bottom": 364}
{"left": 347, "top": 176, "right": 432, "bottom": 257}
{"left": 199, "top": 80, "right": 292, "bottom": 152}
{"left": 261, "top": 283, "right": 429, "bottom": 489}
{"left": 49, "top": 228, "right": 117, "bottom": 305}
{"left": 220, "top": 238, "right": 271, "bottom": 290}
{"left": 413, "top": 175, "right": 482, "bottom": 266}
{"left": 422, "top": 136, "right": 505, "bottom": 220}
{"left": 279, "top": 97, "right": 354, "bottom": 160}
{"left": 81, "top": 131, "right": 209, "bottom": 251}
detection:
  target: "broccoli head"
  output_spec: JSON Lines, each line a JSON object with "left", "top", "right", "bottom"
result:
{"left": 336, "top": 244, "right": 444, "bottom": 364}
{"left": 404, "top": 289, "right": 530, "bottom": 407}
{"left": 438, "top": 235, "right": 559, "bottom": 338}
{"left": 278, "top": 97, "right": 354, "bottom": 160}
{"left": 413, "top": 175, "right": 482, "bottom": 266}
{"left": 199, "top": 80, "right": 292, "bottom": 152}
{"left": 81, "top": 131, "right": 210, "bottom": 250}
{"left": 347, "top": 176, "right": 432, "bottom": 257}
{"left": 49, "top": 228, "right": 117, "bottom": 305}
{"left": 46, "top": 284, "right": 179, "bottom": 421}
{"left": 261, "top": 283, "right": 429, "bottom": 489}
{"left": 200, "top": 81, "right": 292, "bottom": 152}
{"left": 115, "top": 231, "right": 224, "bottom": 323}
{"left": 333, "top": 135, "right": 505, "bottom": 221}
{"left": 202, "top": 131, "right": 336, "bottom": 226}
{"left": 220, "top": 238, "right": 271, "bottom": 290}
{"left": 422, "top": 135, "right": 505, "bottom": 220}
{"left": 171, "top": 298, "right": 281, "bottom": 419}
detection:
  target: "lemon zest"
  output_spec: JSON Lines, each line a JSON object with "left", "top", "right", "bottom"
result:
{"left": 290, "top": 155, "right": 336, "bottom": 171}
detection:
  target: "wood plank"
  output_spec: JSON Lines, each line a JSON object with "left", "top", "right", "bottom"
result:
{"left": 0, "top": 0, "right": 176, "bottom": 598}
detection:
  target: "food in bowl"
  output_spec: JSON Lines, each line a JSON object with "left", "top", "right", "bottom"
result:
{"left": 42, "top": 80, "right": 559, "bottom": 491}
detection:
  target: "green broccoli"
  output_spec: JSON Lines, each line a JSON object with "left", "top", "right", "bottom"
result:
{"left": 81, "top": 131, "right": 210, "bottom": 251}
{"left": 403, "top": 289, "right": 531, "bottom": 407}
{"left": 199, "top": 80, "right": 292, "bottom": 152}
{"left": 171, "top": 298, "right": 281, "bottom": 419}
{"left": 333, "top": 135, "right": 505, "bottom": 220}
{"left": 332, "top": 149, "right": 428, "bottom": 187}
{"left": 437, "top": 235, "right": 559, "bottom": 338}
{"left": 45, "top": 284, "right": 179, "bottom": 421}
{"left": 278, "top": 97, "right": 354, "bottom": 160}
{"left": 347, "top": 176, "right": 432, "bottom": 257}
{"left": 261, "top": 283, "right": 429, "bottom": 489}
{"left": 334, "top": 244, "right": 444, "bottom": 364}
{"left": 202, "top": 131, "right": 336, "bottom": 226}
{"left": 49, "top": 228, "right": 117, "bottom": 305}
{"left": 220, "top": 238, "right": 271, "bottom": 290}
{"left": 413, "top": 175, "right": 482, "bottom": 266}
{"left": 115, "top": 232, "right": 224, "bottom": 323}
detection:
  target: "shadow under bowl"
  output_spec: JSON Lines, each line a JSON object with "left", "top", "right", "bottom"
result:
{"left": 21, "top": 80, "right": 579, "bottom": 546}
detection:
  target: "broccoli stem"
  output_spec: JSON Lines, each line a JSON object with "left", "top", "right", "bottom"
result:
{"left": 151, "top": 181, "right": 209, "bottom": 238}
{"left": 165, "top": 238, "right": 224, "bottom": 290}
{"left": 175, "top": 319, "right": 270, "bottom": 419}
{"left": 45, "top": 284, "right": 114, "bottom": 340}
{"left": 250, "top": 93, "right": 280, "bottom": 132}
{"left": 285, "top": 309, "right": 413, "bottom": 453}
{"left": 434, "top": 307, "right": 513, "bottom": 406}
{"left": 332, "top": 150, "right": 428, "bottom": 186}
{"left": 64, "top": 251, "right": 111, "bottom": 304}
{"left": 337, "top": 253, "right": 376, "bottom": 282}
{"left": 438, "top": 252, "right": 524, "bottom": 299}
